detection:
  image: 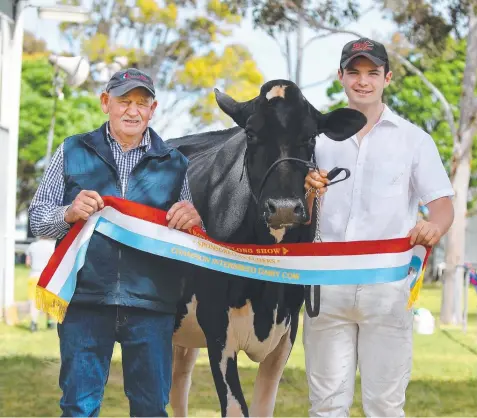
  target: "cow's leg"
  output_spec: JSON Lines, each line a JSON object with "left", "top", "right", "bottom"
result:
{"left": 170, "top": 346, "right": 200, "bottom": 417}
{"left": 207, "top": 338, "right": 248, "bottom": 417}
{"left": 250, "top": 312, "right": 299, "bottom": 417}
{"left": 197, "top": 304, "right": 248, "bottom": 417}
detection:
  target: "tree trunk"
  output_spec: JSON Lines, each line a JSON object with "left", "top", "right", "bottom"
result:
{"left": 295, "top": 13, "right": 304, "bottom": 87}
{"left": 440, "top": 153, "right": 470, "bottom": 324}
{"left": 440, "top": 5, "right": 477, "bottom": 325}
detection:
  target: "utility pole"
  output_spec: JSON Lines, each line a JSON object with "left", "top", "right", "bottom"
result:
{"left": 0, "top": 1, "right": 89, "bottom": 324}
{"left": 0, "top": 0, "right": 26, "bottom": 324}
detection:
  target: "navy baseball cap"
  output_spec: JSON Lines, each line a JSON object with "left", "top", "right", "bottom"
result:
{"left": 340, "top": 37, "right": 389, "bottom": 69}
{"left": 106, "top": 68, "right": 155, "bottom": 98}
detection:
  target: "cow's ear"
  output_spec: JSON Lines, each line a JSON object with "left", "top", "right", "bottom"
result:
{"left": 215, "top": 88, "right": 250, "bottom": 128}
{"left": 315, "top": 107, "right": 367, "bottom": 141}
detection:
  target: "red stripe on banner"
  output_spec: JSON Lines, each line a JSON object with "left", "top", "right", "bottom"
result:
{"left": 422, "top": 247, "right": 431, "bottom": 268}
{"left": 37, "top": 219, "right": 86, "bottom": 287}
{"left": 189, "top": 228, "right": 413, "bottom": 256}
{"left": 101, "top": 196, "right": 415, "bottom": 257}
{"left": 38, "top": 196, "right": 426, "bottom": 291}
{"left": 105, "top": 196, "right": 168, "bottom": 226}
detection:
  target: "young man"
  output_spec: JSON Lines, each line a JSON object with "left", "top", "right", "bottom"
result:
{"left": 303, "top": 38, "right": 454, "bottom": 417}
{"left": 29, "top": 69, "right": 202, "bottom": 417}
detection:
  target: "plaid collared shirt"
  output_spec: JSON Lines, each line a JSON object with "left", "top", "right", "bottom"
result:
{"left": 29, "top": 124, "right": 195, "bottom": 239}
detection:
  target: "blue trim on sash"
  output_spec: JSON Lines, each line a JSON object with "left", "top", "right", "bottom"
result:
{"left": 59, "top": 237, "right": 95, "bottom": 303}
{"left": 87, "top": 218, "right": 419, "bottom": 286}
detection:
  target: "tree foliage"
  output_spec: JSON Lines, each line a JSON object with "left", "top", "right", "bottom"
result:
{"left": 222, "top": 0, "right": 362, "bottom": 87}
{"left": 22, "top": 31, "right": 48, "bottom": 55}
{"left": 179, "top": 44, "right": 263, "bottom": 128}
{"left": 18, "top": 55, "right": 106, "bottom": 212}
{"left": 224, "top": 0, "right": 360, "bottom": 33}
{"left": 59, "top": 0, "right": 263, "bottom": 133}
{"left": 384, "top": 39, "right": 466, "bottom": 170}
{"left": 378, "top": 0, "right": 471, "bottom": 54}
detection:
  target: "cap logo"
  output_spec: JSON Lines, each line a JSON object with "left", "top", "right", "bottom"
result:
{"left": 352, "top": 40, "right": 374, "bottom": 52}
{"left": 122, "top": 72, "right": 150, "bottom": 82}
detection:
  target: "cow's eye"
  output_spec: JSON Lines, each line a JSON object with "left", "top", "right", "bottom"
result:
{"left": 246, "top": 131, "right": 257, "bottom": 144}
{"left": 307, "top": 135, "right": 316, "bottom": 146}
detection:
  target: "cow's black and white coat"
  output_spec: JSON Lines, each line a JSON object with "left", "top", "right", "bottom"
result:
{"left": 167, "top": 80, "right": 366, "bottom": 417}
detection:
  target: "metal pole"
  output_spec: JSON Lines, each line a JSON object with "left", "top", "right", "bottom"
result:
{"left": 463, "top": 267, "right": 469, "bottom": 333}
{"left": 453, "top": 264, "right": 464, "bottom": 324}
{"left": 0, "top": 125, "right": 9, "bottom": 321}
{"left": 45, "top": 69, "right": 61, "bottom": 167}
{"left": 1, "top": 0, "right": 26, "bottom": 324}
{"left": 0, "top": 9, "right": 13, "bottom": 322}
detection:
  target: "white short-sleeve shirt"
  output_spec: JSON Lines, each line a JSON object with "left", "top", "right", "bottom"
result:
{"left": 314, "top": 105, "right": 454, "bottom": 242}
{"left": 26, "top": 238, "right": 56, "bottom": 278}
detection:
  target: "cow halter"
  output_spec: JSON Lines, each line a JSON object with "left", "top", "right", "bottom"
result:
{"left": 242, "top": 150, "right": 350, "bottom": 207}
{"left": 241, "top": 149, "right": 350, "bottom": 243}
{"left": 304, "top": 163, "right": 352, "bottom": 318}
{"left": 305, "top": 185, "right": 323, "bottom": 243}
{"left": 305, "top": 165, "right": 350, "bottom": 242}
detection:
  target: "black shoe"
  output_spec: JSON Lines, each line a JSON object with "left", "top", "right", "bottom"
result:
{"left": 46, "top": 321, "right": 55, "bottom": 330}
{"left": 30, "top": 322, "right": 38, "bottom": 332}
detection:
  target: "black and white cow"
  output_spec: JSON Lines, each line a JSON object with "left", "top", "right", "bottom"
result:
{"left": 167, "top": 80, "right": 366, "bottom": 417}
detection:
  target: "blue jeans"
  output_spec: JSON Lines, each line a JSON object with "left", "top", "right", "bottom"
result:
{"left": 57, "top": 304, "right": 175, "bottom": 417}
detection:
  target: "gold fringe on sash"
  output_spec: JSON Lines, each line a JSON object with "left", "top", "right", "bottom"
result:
{"left": 35, "top": 286, "right": 68, "bottom": 324}
{"left": 35, "top": 271, "right": 426, "bottom": 319}
{"left": 407, "top": 267, "right": 426, "bottom": 310}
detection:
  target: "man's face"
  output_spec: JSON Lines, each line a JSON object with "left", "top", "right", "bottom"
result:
{"left": 338, "top": 57, "right": 392, "bottom": 106}
{"left": 100, "top": 87, "right": 157, "bottom": 139}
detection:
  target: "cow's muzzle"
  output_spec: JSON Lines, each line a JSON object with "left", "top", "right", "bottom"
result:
{"left": 264, "top": 197, "right": 307, "bottom": 228}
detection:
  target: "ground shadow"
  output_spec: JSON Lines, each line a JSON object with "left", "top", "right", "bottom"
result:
{"left": 1, "top": 355, "right": 476, "bottom": 417}
{"left": 9, "top": 321, "right": 33, "bottom": 332}
{"left": 441, "top": 328, "right": 477, "bottom": 357}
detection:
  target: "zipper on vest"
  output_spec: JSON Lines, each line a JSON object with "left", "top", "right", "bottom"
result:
{"left": 116, "top": 246, "right": 121, "bottom": 301}
{"left": 116, "top": 155, "right": 155, "bottom": 300}
{"left": 116, "top": 178, "right": 125, "bottom": 301}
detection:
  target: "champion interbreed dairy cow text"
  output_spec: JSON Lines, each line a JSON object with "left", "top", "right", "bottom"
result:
{"left": 167, "top": 80, "right": 366, "bottom": 417}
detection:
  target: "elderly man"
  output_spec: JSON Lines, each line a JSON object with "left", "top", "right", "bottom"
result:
{"left": 29, "top": 68, "right": 201, "bottom": 417}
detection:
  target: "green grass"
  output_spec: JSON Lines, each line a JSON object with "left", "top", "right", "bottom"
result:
{"left": 14, "top": 264, "right": 29, "bottom": 302}
{"left": 1, "top": 266, "right": 476, "bottom": 416}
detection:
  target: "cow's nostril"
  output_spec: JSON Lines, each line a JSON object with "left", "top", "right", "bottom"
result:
{"left": 294, "top": 203, "right": 303, "bottom": 215}
{"left": 264, "top": 198, "right": 306, "bottom": 224}
{"left": 267, "top": 201, "right": 277, "bottom": 214}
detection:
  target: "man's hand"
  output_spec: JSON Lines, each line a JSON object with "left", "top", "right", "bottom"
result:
{"left": 407, "top": 220, "right": 442, "bottom": 246}
{"left": 166, "top": 201, "right": 202, "bottom": 230}
{"left": 304, "top": 169, "right": 329, "bottom": 225}
{"left": 305, "top": 169, "right": 329, "bottom": 197}
{"left": 64, "top": 190, "right": 104, "bottom": 224}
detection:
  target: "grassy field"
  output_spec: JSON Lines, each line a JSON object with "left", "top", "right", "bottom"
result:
{"left": 1, "top": 265, "right": 476, "bottom": 416}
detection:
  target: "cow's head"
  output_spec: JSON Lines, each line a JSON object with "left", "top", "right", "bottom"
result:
{"left": 215, "top": 79, "right": 366, "bottom": 242}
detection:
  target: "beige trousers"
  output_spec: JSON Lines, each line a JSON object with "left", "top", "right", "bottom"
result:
{"left": 303, "top": 279, "right": 414, "bottom": 417}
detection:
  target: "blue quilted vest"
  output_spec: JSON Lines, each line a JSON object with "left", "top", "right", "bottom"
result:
{"left": 62, "top": 123, "right": 188, "bottom": 313}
